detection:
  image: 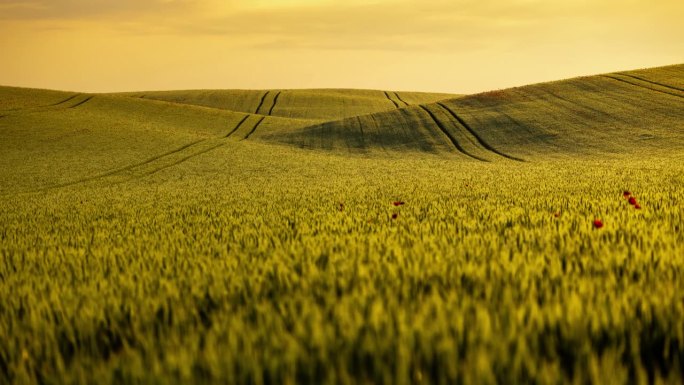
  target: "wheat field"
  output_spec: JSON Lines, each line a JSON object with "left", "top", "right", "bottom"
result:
{"left": 1, "top": 64, "right": 683, "bottom": 384}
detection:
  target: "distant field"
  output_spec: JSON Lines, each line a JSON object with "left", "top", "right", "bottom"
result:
{"left": 1, "top": 64, "right": 683, "bottom": 385}
{"left": 114, "top": 89, "right": 456, "bottom": 120}
{"left": 267, "top": 66, "right": 684, "bottom": 159}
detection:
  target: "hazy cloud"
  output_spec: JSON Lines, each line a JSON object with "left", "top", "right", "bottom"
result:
{"left": 0, "top": 0, "right": 200, "bottom": 19}
{"left": 1, "top": 0, "right": 681, "bottom": 53}
{"left": 0, "top": 0, "right": 681, "bottom": 93}
{"left": 202, "top": 0, "right": 682, "bottom": 51}
{"left": 172, "top": 0, "right": 571, "bottom": 51}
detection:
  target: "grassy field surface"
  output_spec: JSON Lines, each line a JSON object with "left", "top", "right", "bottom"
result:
{"left": 1, "top": 64, "right": 683, "bottom": 384}
{"left": 114, "top": 89, "right": 456, "bottom": 120}
{"left": 268, "top": 65, "right": 683, "bottom": 159}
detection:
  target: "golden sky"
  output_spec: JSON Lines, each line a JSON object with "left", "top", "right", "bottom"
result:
{"left": 0, "top": 0, "right": 682, "bottom": 93}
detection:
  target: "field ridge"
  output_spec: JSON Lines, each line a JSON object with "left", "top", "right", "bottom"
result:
{"left": 263, "top": 64, "right": 683, "bottom": 158}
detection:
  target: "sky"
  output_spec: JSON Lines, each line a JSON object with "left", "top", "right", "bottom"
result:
{"left": 0, "top": 0, "right": 682, "bottom": 94}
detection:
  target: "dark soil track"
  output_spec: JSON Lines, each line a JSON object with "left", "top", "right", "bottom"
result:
{"left": 255, "top": 91, "right": 270, "bottom": 114}
{"left": 268, "top": 92, "right": 281, "bottom": 115}
{"left": 418, "top": 105, "right": 488, "bottom": 162}
{"left": 226, "top": 115, "right": 250, "bottom": 138}
{"left": 618, "top": 73, "right": 684, "bottom": 93}
{"left": 602, "top": 75, "right": 684, "bottom": 100}
{"left": 384, "top": 91, "right": 400, "bottom": 108}
{"left": 394, "top": 92, "right": 409, "bottom": 106}
{"left": 436, "top": 102, "right": 525, "bottom": 162}
{"left": 244, "top": 117, "right": 265, "bottom": 140}
{"left": 69, "top": 96, "right": 94, "bottom": 109}
{"left": 49, "top": 94, "right": 81, "bottom": 107}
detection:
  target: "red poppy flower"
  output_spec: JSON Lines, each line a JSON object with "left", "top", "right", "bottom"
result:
{"left": 392, "top": 213, "right": 398, "bottom": 220}
{"left": 634, "top": 204, "right": 641, "bottom": 210}
{"left": 623, "top": 191, "right": 631, "bottom": 198}
{"left": 628, "top": 197, "right": 637, "bottom": 206}
{"left": 593, "top": 219, "right": 604, "bottom": 229}
{"left": 553, "top": 211, "right": 561, "bottom": 218}
{"left": 393, "top": 201, "right": 405, "bottom": 206}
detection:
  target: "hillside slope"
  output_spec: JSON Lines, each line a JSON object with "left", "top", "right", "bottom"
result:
{"left": 265, "top": 65, "right": 684, "bottom": 160}
{"left": 0, "top": 88, "right": 455, "bottom": 194}
{"left": 115, "top": 89, "right": 456, "bottom": 121}
{"left": 2, "top": 65, "right": 684, "bottom": 385}
{"left": 1, "top": 65, "right": 682, "bottom": 194}
{"left": 0, "top": 94, "right": 317, "bottom": 194}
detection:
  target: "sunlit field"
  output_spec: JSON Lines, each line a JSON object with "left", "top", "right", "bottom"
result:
{"left": 1, "top": 64, "right": 683, "bottom": 384}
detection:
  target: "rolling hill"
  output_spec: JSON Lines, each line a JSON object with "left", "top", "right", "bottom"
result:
{"left": 0, "top": 87, "right": 456, "bottom": 194}
{"left": 2, "top": 64, "right": 682, "bottom": 195}
{"left": 264, "top": 64, "right": 684, "bottom": 160}
{"left": 1, "top": 65, "right": 681, "bottom": 195}
{"left": 2, "top": 64, "right": 684, "bottom": 385}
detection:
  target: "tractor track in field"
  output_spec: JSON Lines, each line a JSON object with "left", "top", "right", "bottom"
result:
{"left": 466, "top": 93, "right": 555, "bottom": 149}
{"left": 69, "top": 96, "right": 94, "bottom": 109}
{"left": 537, "top": 89, "right": 625, "bottom": 123}
{"left": 130, "top": 96, "right": 275, "bottom": 117}
{"left": 536, "top": 92, "right": 621, "bottom": 135}
{"left": 509, "top": 88, "right": 616, "bottom": 132}
{"left": 48, "top": 94, "right": 81, "bottom": 107}
{"left": 143, "top": 142, "right": 226, "bottom": 177}
{"left": 511, "top": 87, "right": 604, "bottom": 120}
{"left": 367, "top": 114, "right": 389, "bottom": 153}
{"left": 268, "top": 91, "right": 281, "bottom": 115}
{"left": 2, "top": 93, "right": 82, "bottom": 113}
{"left": 243, "top": 116, "right": 265, "bottom": 140}
{"left": 602, "top": 75, "right": 684, "bottom": 100}
{"left": 436, "top": 102, "right": 525, "bottom": 162}
{"left": 356, "top": 116, "right": 366, "bottom": 137}
{"left": 255, "top": 91, "right": 270, "bottom": 114}
{"left": 384, "top": 91, "right": 400, "bottom": 108}
{"left": 91, "top": 140, "right": 230, "bottom": 186}
{"left": 25, "top": 138, "right": 210, "bottom": 193}
{"left": 398, "top": 108, "right": 434, "bottom": 153}
{"left": 355, "top": 116, "right": 367, "bottom": 148}
{"left": 522, "top": 88, "right": 629, "bottom": 148}
{"left": 225, "top": 115, "right": 250, "bottom": 138}
{"left": 394, "top": 92, "right": 409, "bottom": 106}
{"left": 418, "top": 105, "right": 488, "bottom": 162}
{"left": 492, "top": 106, "right": 564, "bottom": 152}
{"left": 565, "top": 78, "right": 681, "bottom": 117}
{"left": 618, "top": 73, "right": 684, "bottom": 93}
{"left": 115, "top": 139, "right": 208, "bottom": 171}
